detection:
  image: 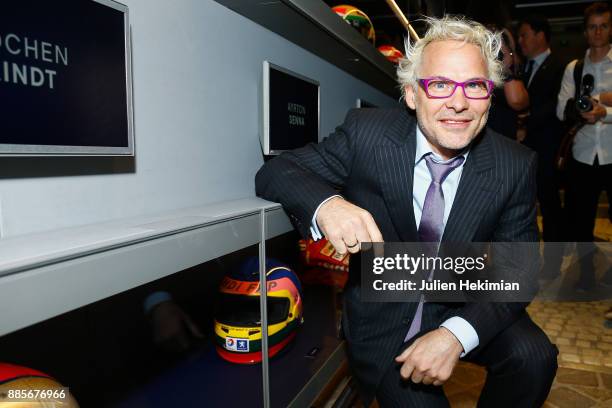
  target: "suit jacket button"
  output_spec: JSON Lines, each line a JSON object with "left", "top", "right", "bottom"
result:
{"left": 402, "top": 318, "right": 412, "bottom": 325}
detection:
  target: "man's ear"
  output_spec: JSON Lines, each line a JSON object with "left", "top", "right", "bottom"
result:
{"left": 404, "top": 85, "right": 416, "bottom": 110}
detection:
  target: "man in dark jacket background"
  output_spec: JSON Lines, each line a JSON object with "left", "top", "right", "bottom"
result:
{"left": 518, "top": 15, "right": 567, "bottom": 277}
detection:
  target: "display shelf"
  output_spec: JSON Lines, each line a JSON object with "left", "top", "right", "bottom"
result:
{"left": 269, "top": 285, "right": 343, "bottom": 408}
{"left": 214, "top": 0, "right": 399, "bottom": 98}
{"left": 112, "top": 285, "right": 344, "bottom": 408}
{"left": 288, "top": 341, "right": 346, "bottom": 408}
{"left": 113, "top": 346, "right": 264, "bottom": 407}
{"left": 0, "top": 197, "right": 292, "bottom": 337}
{"left": 0, "top": 198, "right": 349, "bottom": 408}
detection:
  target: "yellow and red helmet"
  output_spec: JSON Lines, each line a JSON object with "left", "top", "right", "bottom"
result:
{"left": 214, "top": 258, "right": 303, "bottom": 364}
{"left": 332, "top": 4, "right": 376, "bottom": 45}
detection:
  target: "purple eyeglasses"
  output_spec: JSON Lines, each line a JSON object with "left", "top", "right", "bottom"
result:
{"left": 418, "top": 77, "right": 495, "bottom": 99}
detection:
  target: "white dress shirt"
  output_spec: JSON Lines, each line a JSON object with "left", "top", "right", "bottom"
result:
{"left": 556, "top": 47, "right": 612, "bottom": 165}
{"left": 311, "top": 125, "right": 480, "bottom": 356}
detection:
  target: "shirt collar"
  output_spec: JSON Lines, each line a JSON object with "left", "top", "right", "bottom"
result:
{"left": 585, "top": 46, "right": 612, "bottom": 63}
{"left": 415, "top": 124, "right": 470, "bottom": 164}
{"left": 531, "top": 48, "right": 551, "bottom": 67}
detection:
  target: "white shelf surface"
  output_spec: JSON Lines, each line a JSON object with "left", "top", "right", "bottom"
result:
{"left": 0, "top": 197, "right": 292, "bottom": 337}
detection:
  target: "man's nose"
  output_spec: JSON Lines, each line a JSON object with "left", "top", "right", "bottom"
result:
{"left": 445, "top": 86, "right": 469, "bottom": 112}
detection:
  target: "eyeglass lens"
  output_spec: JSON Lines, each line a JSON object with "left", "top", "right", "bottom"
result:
{"left": 427, "top": 79, "right": 490, "bottom": 98}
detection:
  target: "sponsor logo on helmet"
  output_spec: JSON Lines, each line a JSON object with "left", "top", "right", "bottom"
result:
{"left": 225, "top": 337, "right": 250, "bottom": 352}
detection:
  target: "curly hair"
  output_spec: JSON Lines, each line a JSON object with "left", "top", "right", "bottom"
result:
{"left": 397, "top": 15, "right": 504, "bottom": 100}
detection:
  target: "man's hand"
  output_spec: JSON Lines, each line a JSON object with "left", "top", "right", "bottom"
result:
{"left": 316, "top": 196, "right": 383, "bottom": 254}
{"left": 598, "top": 91, "right": 612, "bottom": 107}
{"left": 395, "top": 327, "right": 464, "bottom": 386}
{"left": 581, "top": 102, "right": 607, "bottom": 124}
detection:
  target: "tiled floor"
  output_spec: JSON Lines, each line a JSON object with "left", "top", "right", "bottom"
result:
{"left": 444, "top": 209, "right": 612, "bottom": 407}
{"left": 445, "top": 297, "right": 612, "bottom": 407}
{"left": 445, "top": 363, "right": 612, "bottom": 407}
{"left": 529, "top": 301, "right": 612, "bottom": 372}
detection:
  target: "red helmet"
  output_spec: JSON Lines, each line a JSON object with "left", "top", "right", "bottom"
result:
{"left": 378, "top": 45, "right": 404, "bottom": 64}
{"left": 0, "top": 362, "right": 80, "bottom": 407}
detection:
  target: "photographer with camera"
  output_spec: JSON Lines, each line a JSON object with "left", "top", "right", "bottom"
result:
{"left": 557, "top": 2, "right": 612, "bottom": 291}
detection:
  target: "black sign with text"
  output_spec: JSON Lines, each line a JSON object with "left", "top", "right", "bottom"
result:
{"left": 0, "top": 0, "right": 132, "bottom": 154}
{"left": 267, "top": 65, "right": 319, "bottom": 153}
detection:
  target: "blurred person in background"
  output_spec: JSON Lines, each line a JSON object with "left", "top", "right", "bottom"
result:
{"left": 487, "top": 24, "right": 530, "bottom": 140}
{"left": 518, "top": 15, "right": 567, "bottom": 279}
{"left": 557, "top": 2, "right": 612, "bottom": 291}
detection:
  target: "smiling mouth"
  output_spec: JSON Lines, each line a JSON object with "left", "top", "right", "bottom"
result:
{"left": 439, "top": 119, "right": 472, "bottom": 128}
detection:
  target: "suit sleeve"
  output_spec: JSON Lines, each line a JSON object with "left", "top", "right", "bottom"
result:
{"left": 255, "top": 109, "right": 359, "bottom": 237}
{"left": 453, "top": 151, "right": 538, "bottom": 350}
{"left": 549, "top": 61, "right": 567, "bottom": 121}
{"left": 557, "top": 60, "right": 577, "bottom": 121}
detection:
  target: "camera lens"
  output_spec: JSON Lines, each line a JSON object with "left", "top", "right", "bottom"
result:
{"left": 576, "top": 96, "right": 593, "bottom": 113}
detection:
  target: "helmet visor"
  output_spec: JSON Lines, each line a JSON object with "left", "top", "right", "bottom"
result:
{"left": 216, "top": 293, "right": 290, "bottom": 326}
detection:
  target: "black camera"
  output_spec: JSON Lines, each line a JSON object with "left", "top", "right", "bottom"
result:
{"left": 575, "top": 74, "right": 595, "bottom": 113}
{"left": 564, "top": 74, "right": 595, "bottom": 123}
{"left": 558, "top": 74, "right": 596, "bottom": 170}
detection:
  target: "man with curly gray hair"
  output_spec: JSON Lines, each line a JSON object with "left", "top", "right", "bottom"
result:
{"left": 397, "top": 15, "right": 505, "bottom": 97}
{"left": 256, "top": 15, "right": 557, "bottom": 407}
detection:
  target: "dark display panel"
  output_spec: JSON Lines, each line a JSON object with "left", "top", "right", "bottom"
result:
{"left": 263, "top": 62, "right": 319, "bottom": 155}
{"left": 0, "top": 0, "right": 133, "bottom": 155}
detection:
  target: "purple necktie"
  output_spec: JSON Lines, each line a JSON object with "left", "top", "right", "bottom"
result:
{"left": 404, "top": 153, "right": 465, "bottom": 342}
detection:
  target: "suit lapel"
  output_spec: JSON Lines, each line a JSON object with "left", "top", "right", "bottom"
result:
{"left": 442, "top": 130, "right": 501, "bottom": 242}
{"left": 375, "top": 111, "right": 419, "bottom": 242}
{"left": 528, "top": 54, "right": 552, "bottom": 90}
{"left": 374, "top": 112, "right": 501, "bottom": 243}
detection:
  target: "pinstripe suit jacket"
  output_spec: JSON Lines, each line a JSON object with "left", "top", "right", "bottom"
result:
{"left": 255, "top": 107, "right": 538, "bottom": 398}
